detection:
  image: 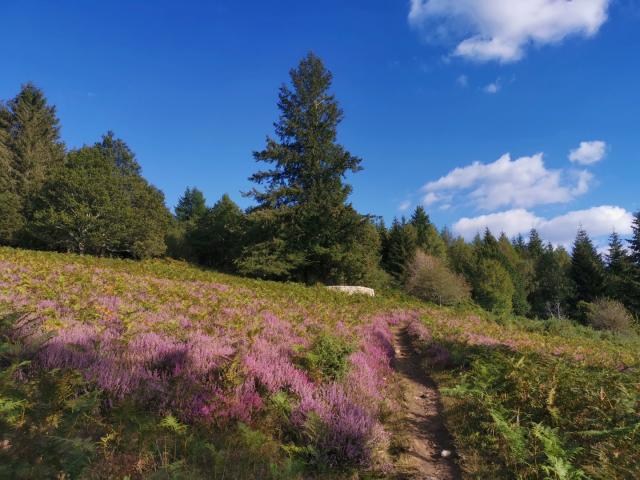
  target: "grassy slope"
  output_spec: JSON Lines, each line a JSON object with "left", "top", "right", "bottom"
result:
{"left": 409, "top": 307, "right": 640, "bottom": 479}
{"left": 0, "top": 247, "right": 638, "bottom": 479}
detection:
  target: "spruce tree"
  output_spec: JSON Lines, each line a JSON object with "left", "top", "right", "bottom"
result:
{"left": 410, "top": 205, "right": 446, "bottom": 258}
{"left": 625, "top": 213, "right": 640, "bottom": 316}
{"left": 175, "top": 187, "right": 207, "bottom": 223}
{"left": 242, "top": 53, "right": 376, "bottom": 284}
{"left": 0, "top": 104, "right": 23, "bottom": 244}
{"left": 527, "top": 229, "right": 544, "bottom": 260}
{"left": 189, "top": 194, "right": 245, "bottom": 271}
{"left": 570, "top": 228, "right": 605, "bottom": 307}
{"left": 605, "top": 231, "right": 633, "bottom": 302}
{"left": 5, "top": 83, "right": 65, "bottom": 198}
{"left": 629, "top": 212, "right": 640, "bottom": 267}
{"left": 383, "top": 218, "right": 417, "bottom": 280}
{"left": 513, "top": 233, "right": 527, "bottom": 254}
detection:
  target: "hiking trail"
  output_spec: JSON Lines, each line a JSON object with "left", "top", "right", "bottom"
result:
{"left": 391, "top": 326, "right": 462, "bottom": 480}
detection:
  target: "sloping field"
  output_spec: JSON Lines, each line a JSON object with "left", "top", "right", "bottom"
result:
{"left": 1, "top": 247, "right": 638, "bottom": 479}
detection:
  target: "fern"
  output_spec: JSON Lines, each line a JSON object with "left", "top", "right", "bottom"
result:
{"left": 489, "top": 408, "right": 528, "bottom": 464}
{"left": 533, "top": 424, "right": 587, "bottom": 480}
{"left": 159, "top": 414, "right": 188, "bottom": 435}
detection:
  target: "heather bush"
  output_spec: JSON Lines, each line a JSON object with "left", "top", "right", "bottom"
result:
{"left": 585, "top": 298, "right": 634, "bottom": 333}
{"left": 0, "top": 314, "right": 100, "bottom": 479}
{"left": 405, "top": 251, "right": 471, "bottom": 305}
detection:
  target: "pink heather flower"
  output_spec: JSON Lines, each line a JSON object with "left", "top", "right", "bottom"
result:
{"left": 406, "top": 318, "right": 432, "bottom": 343}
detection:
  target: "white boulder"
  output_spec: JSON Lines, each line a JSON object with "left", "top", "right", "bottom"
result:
{"left": 326, "top": 286, "right": 375, "bottom": 297}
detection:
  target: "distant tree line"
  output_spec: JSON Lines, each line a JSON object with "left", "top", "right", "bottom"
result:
{"left": 2, "top": 54, "right": 639, "bottom": 329}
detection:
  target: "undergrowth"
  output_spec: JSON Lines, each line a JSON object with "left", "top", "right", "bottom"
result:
{"left": 409, "top": 311, "right": 640, "bottom": 479}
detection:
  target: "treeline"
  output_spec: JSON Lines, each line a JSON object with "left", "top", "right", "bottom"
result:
{"left": 377, "top": 210, "right": 640, "bottom": 330}
{"left": 0, "top": 85, "right": 169, "bottom": 257}
{"left": 2, "top": 54, "right": 639, "bottom": 329}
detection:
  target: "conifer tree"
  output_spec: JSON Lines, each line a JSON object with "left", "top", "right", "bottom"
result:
{"left": 175, "top": 187, "right": 207, "bottom": 223}
{"left": 570, "top": 228, "right": 605, "bottom": 307}
{"left": 605, "top": 231, "right": 633, "bottom": 302}
{"left": 625, "top": 213, "right": 640, "bottom": 316}
{"left": 629, "top": 212, "right": 640, "bottom": 267}
{"left": 241, "top": 53, "right": 378, "bottom": 284}
{"left": 513, "top": 233, "right": 527, "bottom": 254}
{"left": 410, "top": 205, "right": 446, "bottom": 258}
{"left": 0, "top": 105, "right": 23, "bottom": 244}
{"left": 189, "top": 194, "right": 245, "bottom": 271}
{"left": 383, "top": 218, "right": 417, "bottom": 280}
{"left": 4, "top": 83, "right": 65, "bottom": 198}
{"left": 527, "top": 229, "right": 544, "bottom": 260}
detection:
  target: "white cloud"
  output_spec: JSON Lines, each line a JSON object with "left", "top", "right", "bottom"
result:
{"left": 452, "top": 205, "right": 634, "bottom": 246}
{"left": 422, "top": 153, "right": 592, "bottom": 211}
{"left": 454, "top": 209, "right": 540, "bottom": 238}
{"left": 422, "top": 192, "right": 440, "bottom": 206}
{"left": 457, "top": 74, "right": 469, "bottom": 87}
{"left": 398, "top": 200, "right": 412, "bottom": 212}
{"left": 484, "top": 81, "right": 500, "bottom": 93}
{"left": 408, "top": 0, "right": 610, "bottom": 63}
{"left": 569, "top": 140, "right": 607, "bottom": 165}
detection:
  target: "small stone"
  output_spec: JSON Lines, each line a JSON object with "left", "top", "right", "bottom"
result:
{"left": 441, "top": 449, "right": 452, "bottom": 458}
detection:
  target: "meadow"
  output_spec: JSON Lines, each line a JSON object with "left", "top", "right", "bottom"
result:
{"left": 1, "top": 246, "right": 639, "bottom": 479}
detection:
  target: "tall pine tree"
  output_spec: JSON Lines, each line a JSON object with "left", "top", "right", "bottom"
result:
{"left": 383, "top": 218, "right": 417, "bottom": 280}
{"left": 626, "top": 213, "right": 640, "bottom": 316}
{"left": 410, "top": 205, "right": 446, "bottom": 258}
{"left": 241, "top": 53, "right": 379, "bottom": 284}
{"left": 570, "top": 228, "right": 605, "bottom": 307}
{"left": 0, "top": 104, "right": 23, "bottom": 244}
{"left": 629, "top": 212, "right": 640, "bottom": 267}
{"left": 605, "top": 231, "right": 633, "bottom": 303}
{"left": 4, "top": 83, "right": 65, "bottom": 199}
{"left": 175, "top": 187, "right": 207, "bottom": 223}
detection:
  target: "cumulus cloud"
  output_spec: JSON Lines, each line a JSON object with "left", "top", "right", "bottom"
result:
{"left": 453, "top": 206, "right": 634, "bottom": 245}
{"left": 422, "top": 153, "right": 592, "bottom": 211}
{"left": 408, "top": 0, "right": 611, "bottom": 62}
{"left": 569, "top": 140, "right": 607, "bottom": 165}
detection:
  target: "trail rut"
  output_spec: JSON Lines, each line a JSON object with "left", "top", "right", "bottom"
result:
{"left": 391, "top": 327, "right": 462, "bottom": 480}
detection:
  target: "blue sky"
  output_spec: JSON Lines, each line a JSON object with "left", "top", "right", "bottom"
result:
{"left": 2, "top": 0, "right": 639, "bottom": 247}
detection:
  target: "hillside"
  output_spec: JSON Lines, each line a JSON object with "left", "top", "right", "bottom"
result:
{"left": 1, "top": 247, "right": 639, "bottom": 479}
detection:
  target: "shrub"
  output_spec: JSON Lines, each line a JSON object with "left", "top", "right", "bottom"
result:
{"left": 586, "top": 298, "right": 634, "bottom": 333}
{"left": 405, "top": 251, "right": 471, "bottom": 305}
{"left": 300, "top": 333, "right": 354, "bottom": 381}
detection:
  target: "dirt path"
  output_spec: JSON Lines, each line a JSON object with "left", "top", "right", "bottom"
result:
{"left": 392, "top": 327, "right": 462, "bottom": 480}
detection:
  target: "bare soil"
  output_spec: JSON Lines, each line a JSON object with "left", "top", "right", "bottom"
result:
{"left": 391, "top": 327, "right": 462, "bottom": 480}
